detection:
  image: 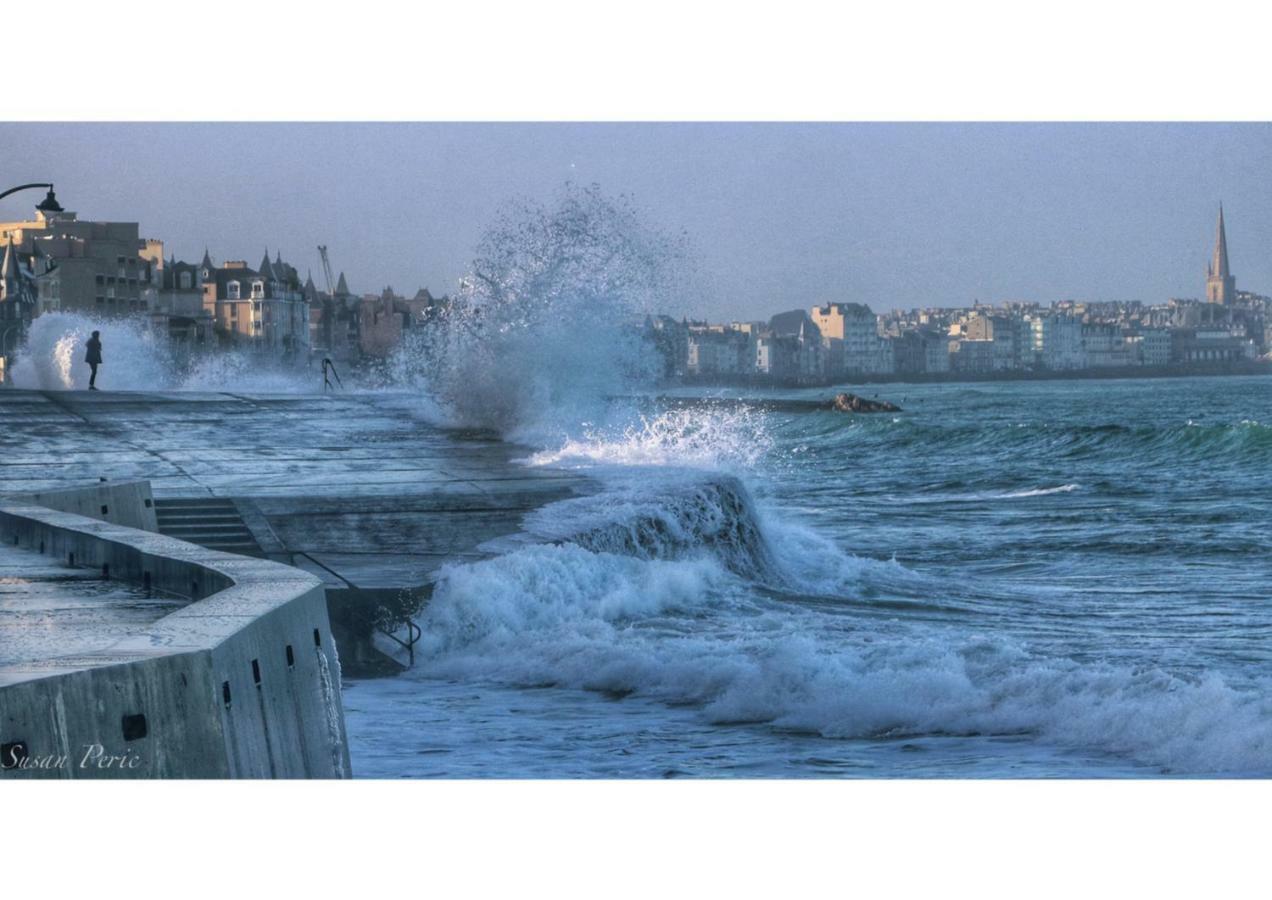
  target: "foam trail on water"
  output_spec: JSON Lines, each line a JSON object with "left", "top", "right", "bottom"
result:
{"left": 415, "top": 542, "right": 1272, "bottom": 775}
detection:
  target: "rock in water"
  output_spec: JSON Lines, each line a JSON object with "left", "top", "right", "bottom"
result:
{"left": 831, "top": 392, "right": 901, "bottom": 413}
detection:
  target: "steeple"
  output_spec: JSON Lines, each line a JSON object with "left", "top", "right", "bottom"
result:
{"left": 1213, "top": 205, "right": 1230, "bottom": 278}
{"left": 336, "top": 271, "right": 349, "bottom": 296}
{"left": 1205, "top": 204, "right": 1236, "bottom": 305}
{"left": 1, "top": 237, "right": 33, "bottom": 304}
{"left": 259, "top": 247, "right": 274, "bottom": 278}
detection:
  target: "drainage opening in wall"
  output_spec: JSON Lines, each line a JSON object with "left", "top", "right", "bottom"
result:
{"left": 121, "top": 713, "right": 148, "bottom": 742}
{"left": 100, "top": 504, "right": 109, "bottom": 516}
{"left": 285, "top": 645, "right": 295, "bottom": 668}
{"left": 222, "top": 681, "right": 232, "bottom": 708}
{"left": 251, "top": 659, "right": 261, "bottom": 686}
{"left": 313, "top": 628, "right": 321, "bottom": 647}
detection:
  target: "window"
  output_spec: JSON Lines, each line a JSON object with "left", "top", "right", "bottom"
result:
{"left": 179, "top": 272, "right": 192, "bottom": 289}
{"left": 251, "top": 280, "right": 265, "bottom": 299}
{"left": 227, "top": 280, "right": 240, "bottom": 300}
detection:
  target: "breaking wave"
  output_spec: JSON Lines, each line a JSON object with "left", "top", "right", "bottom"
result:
{"left": 387, "top": 184, "right": 691, "bottom": 445}
{"left": 415, "top": 538, "right": 1272, "bottom": 775}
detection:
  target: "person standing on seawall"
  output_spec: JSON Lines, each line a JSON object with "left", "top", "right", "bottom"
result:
{"left": 85, "top": 330, "right": 102, "bottom": 390}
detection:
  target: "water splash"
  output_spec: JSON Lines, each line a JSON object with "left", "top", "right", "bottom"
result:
{"left": 523, "top": 406, "right": 773, "bottom": 470}
{"left": 10, "top": 312, "right": 173, "bottom": 390}
{"left": 9, "top": 311, "right": 315, "bottom": 393}
{"left": 389, "top": 183, "right": 691, "bottom": 444}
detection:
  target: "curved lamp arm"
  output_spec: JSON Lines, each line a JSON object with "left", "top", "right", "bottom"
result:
{"left": 0, "top": 183, "right": 53, "bottom": 204}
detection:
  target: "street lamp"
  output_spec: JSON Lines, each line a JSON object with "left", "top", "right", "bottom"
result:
{"left": 0, "top": 182, "right": 61, "bottom": 213}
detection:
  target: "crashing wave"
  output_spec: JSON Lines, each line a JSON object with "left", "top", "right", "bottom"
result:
{"left": 9, "top": 311, "right": 316, "bottom": 393}
{"left": 527, "top": 473, "right": 779, "bottom": 581}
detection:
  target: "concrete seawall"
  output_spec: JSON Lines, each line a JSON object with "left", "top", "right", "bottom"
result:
{"left": 11, "top": 480, "right": 159, "bottom": 533}
{"left": 0, "top": 499, "right": 351, "bottom": 779}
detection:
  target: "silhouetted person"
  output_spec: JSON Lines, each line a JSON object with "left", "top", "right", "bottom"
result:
{"left": 322, "top": 357, "right": 342, "bottom": 392}
{"left": 85, "top": 331, "right": 103, "bottom": 391}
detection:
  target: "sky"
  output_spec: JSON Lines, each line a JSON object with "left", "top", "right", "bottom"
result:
{"left": 2, "top": 122, "right": 1269, "bottom": 322}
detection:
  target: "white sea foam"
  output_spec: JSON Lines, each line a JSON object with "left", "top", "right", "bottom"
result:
{"left": 414, "top": 541, "right": 1272, "bottom": 775}
{"left": 523, "top": 406, "right": 773, "bottom": 470}
{"left": 10, "top": 311, "right": 317, "bottom": 393}
{"left": 995, "top": 483, "right": 1080, "bottom": 499}
{"left": 10, "top": 313, "right": 172, "bottom": 391}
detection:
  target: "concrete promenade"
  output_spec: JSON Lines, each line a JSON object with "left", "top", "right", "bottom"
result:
{"left": 0, "top": 541, "right": 182, "bottom": 668}
{"left": 0, "top": 498, "right": 351, "bottom": 778}
{"left": 0, "top": 390, "right": 588, "bottom": 593}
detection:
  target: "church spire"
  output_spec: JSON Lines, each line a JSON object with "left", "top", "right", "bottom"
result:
{"left": 1213, "top": 204, "right": 1230, "bottom": 279}
{"left": 1205, "top": 204, "right": 1236, "bottom": 305}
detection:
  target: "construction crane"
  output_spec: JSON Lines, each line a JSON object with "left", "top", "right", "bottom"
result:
{"left": 317, "top": 245, "right": 336, "bottom": 300}
{"left": 316, "top": 245, "right": 336, "bottom": 354}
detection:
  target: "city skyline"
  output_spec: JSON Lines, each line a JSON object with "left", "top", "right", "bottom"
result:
{"left": 2, "top": 123, "right": 1270, "bottom": 321}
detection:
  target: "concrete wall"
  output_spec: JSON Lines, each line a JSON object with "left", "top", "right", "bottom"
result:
{"left": 10, "top": 480, "right": 159, "bottom": 532}
{"left": 0, "top": 501, "right": 351, "bottom": 779}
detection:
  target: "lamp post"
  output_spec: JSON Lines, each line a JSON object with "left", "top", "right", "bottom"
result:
{"left": 0, "top": 183, "right": 60, "bottom": 384}
{"left": 0, "top": 182, "right": 62, "bottom": 212}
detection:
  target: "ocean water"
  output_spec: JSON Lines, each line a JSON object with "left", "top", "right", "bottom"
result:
{"left": 345, "top": 375, "right": 1272, "bottom": 778}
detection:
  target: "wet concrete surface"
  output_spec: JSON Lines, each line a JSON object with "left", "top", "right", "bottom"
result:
{"left": 0, "top": 390, "right": 589, "bottom": 591}
{"left": 0, "top": 541, "right": 184, "bottom": 668}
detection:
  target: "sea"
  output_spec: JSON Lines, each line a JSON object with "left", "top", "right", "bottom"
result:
{"left": 344, "top": 375, "right": 1272, "bottom": 778}
{"left": 9, "top": 189, "right": 1271, "bottom": 778}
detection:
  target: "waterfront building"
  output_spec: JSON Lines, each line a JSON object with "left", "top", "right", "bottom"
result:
{"left": 0, "top": 189, "right": 154, "bottom": 317}
{"left": 958, "top": 311, "right": 1020, "bottom": 371}
{"left": 893, "top": 328, "right": 950, "bottom": 374}
{"left": 687, "top": 328, "right": 753, "bottom": 376}
{"left": 1172, "top": 328, "right": 1256, "bottom": 364}
{"left": 1028, "top": 314, "right": 1085, "bottom": 370}
{"left": 310, "top": 270, "right": 362, "bottom": 363}
{"left": 949, "top": 337, "right": 995, "bottom": 374}
{"left": 152, "top": 256, "right": 215, "bottom": 348}
{"left": 1081, "top": 322, "right": 1133, "bottom": 368}
{"left": 810, "top": 301, "right": 888, "bottom": 374}
{"left": 201, "top": 253, "right": 309, "bottom": 358}
{"left": 358, "top": 288, "right": 412, "bottom": 358}
{"left": 1131, "top": 328, "right": 1172, "bottom": 367}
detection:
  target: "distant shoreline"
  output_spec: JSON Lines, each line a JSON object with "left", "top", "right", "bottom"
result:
{"left": 671, "top": 361, "right": 1272, "bottom": 391}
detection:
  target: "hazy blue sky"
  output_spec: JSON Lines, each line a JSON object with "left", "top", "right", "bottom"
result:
{"left": 2, "top": 123, "right": 1269, "bottom": 320}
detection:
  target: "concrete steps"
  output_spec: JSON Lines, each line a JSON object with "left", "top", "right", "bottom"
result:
{"left": 154, "top": 498, "right": 264, "bottom": 558}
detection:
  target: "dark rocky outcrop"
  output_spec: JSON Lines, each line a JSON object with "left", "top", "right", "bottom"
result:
{"left": 831, "top": 392, "right": 901, "bottom": 413}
